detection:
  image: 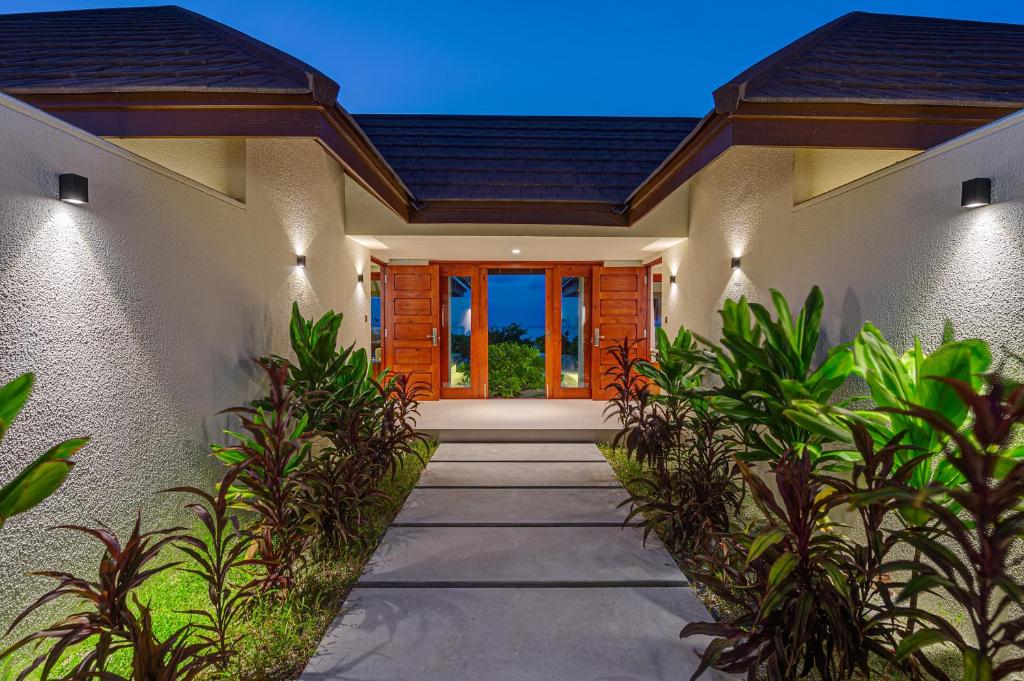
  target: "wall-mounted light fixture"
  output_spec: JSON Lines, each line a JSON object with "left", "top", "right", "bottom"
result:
{"left": 58, "top": 173, "right": 89, "bottom": 204}
{"left": 296, "top": 255, "right": 307, "bottom": 268}
{"left": 961, "top": 177, "right": 992, "bottom": 208}
{"left": 357, "top": 273, "right": 364, "bottom": 283}
{"left": 731, "top": 256, "right": 742, "bottom": 270}
{"left": 511, "top": 248, "right": 521, "bottom": 255}
{"left": 669, "top": 275, "right": 677, "bottom": 285}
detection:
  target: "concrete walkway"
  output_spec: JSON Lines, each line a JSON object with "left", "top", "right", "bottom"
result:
{"left": 302, "top": 442, "right": 726, "bottom": 681}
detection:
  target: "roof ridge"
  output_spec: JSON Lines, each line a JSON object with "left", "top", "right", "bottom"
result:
{"left": 712, "top": 11, "right": 861, "bottom": 113}
{"left": 173, "top": 6, "right": 339, "bottom": 104}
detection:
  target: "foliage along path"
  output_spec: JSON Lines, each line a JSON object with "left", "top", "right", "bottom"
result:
{"left": 301, "top": 442, "right": 728, "bottom": 681}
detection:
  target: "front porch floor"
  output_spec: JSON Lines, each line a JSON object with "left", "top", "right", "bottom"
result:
{"left": 415, "top": 399, "right": 618, "bottom": 442}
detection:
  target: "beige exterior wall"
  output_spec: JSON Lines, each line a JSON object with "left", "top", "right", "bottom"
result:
{"left": 661, "top": 112, "right": 1024, "bottom": 362}
{"left": 0, "top": 94, "right": 368, "bottom": 622}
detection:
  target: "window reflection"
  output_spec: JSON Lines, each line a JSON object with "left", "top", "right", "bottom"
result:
{"left": 560, "top": 276, "right": 587, "bottom": 388}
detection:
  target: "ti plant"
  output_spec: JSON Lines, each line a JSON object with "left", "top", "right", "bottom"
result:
{"left": 0, "top": 514, "right": 183, "bottom": 679}
{"left": 213, "top": 359, "right": 314, "bottom": 596}
{"left": 881, "top": 374, "right": 1024, "bottom": 681}
{"left": 696, "top": 287, "right": 855, "bottom": 464}
{"left": 163, "top": 466, "right": 255, "bottom": 666}
{"left": 0, "top": 372, "right": 87, "bottom": 530}
{"left": 682, "top": 450, "right": 896, "bottom": 681}
{"left": 102, "top": 598, "right": 225, "bottom": 681}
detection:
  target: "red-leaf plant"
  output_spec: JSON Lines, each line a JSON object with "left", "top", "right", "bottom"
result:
{"left": 681, "top": 449, "right": 894, "bottom": 681}
{"left": 213, "top": 359, "right": 315, "bottom": 596}
{"left": 880, "top": 374, "right": 1024, "bottom": 681}
{"left": 161, "top": 466, "right": 255, "bottom": 666}
{"left": 0, "top": 515, "right": 184, "bottom": 679}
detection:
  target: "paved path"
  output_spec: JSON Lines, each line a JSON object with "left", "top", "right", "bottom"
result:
{"left": 302, "top": 442, "right": 727, "bottom": 681}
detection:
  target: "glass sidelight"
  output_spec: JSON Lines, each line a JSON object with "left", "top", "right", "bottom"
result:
{"left": 560, "top": 276, "right": 587, "bottom": 388}
{"left": 445, "top": 275, "right": 472, "bottom": 388}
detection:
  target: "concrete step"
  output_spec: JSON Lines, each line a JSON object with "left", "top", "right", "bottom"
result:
{"left": 394, "top": 487, "right": 630, "bottom": 526}
{"left": 302, "top": 586, "right": 729, "bottom": 681}
{"left": 359, "top": 526, "right": 683, "bottom": 586}
{"left": 432, "top": 442, "right": 605, "bottom": 462}
{"left": 417, "top": 461, "right": 619, "bottom": 488}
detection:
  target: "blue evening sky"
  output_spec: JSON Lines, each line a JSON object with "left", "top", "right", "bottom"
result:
{"left": 7, "top": 0, "right": 1024, "bottom": 116}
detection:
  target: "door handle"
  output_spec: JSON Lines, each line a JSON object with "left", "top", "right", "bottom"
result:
{"left": 430, "top": 328, "right": 438, "bottom": 346}
{"left": 593, "top": 327, "right": 602, "bottom": 347}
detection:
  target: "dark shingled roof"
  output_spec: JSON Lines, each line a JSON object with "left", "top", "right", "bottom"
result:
{"left": 0, "top": 5, "right": 339, "bottom": 102}
{"left": 352, "top": 114, "right": 701, "bottom": 203}
{"left": 715, "top": 12, "right": 1024, "bottom": 111}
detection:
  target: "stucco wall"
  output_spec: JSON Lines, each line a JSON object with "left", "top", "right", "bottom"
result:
{"left": 662, "top": 112, "right": 1024, "bottom": 363}
{"left": 0, "top": 95, "right": 369, "bottom": 624}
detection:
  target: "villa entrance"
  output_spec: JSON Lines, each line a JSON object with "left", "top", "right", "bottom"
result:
{"left": 383, "top": 263, "right": 649, "bottom": 400}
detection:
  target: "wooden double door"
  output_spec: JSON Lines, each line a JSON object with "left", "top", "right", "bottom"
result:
{"left": 383, "top": 263, "right": 648, "bottom": 400}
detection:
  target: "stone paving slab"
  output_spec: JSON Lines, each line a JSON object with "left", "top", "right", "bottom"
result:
{"left": 394, "top": 487, "right": 630, "bottom": 525}
{"left": 301, "top": 586, "right": 729, "bottom": 681}
{"left": 359, "top": 526, "right": 683, "bottom": 585}
{"left": 432, "top": 442, "right": 606, "bottom": 461}
{"left": 417, "top": 461, "right": 619, "bottom": 487}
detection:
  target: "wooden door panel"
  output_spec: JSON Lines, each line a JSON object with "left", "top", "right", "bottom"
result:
{"left": 591, "top": 266, "right": 648, "bottom": 399}
{"left": 394, "top": 298, "right": 431, "bottom": 316}
{"left": 385, "top": 265, "right": 440, "bottom": 400}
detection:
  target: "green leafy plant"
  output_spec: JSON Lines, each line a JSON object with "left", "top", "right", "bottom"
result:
{"left": 637, "top": 326, "right": 705, "bottom": 409}
{"left": 697, "top": 287, "right": 855, "bottom": 463}
{"left": 787, "top": 322, "right": 992, "bottom": 517}
{"left": 163, "top": 466, "right": 255, "bottom": 666}
{"left": 0, "top": 372, "right": 87, "bottom": 529}
{"left": 214, "top": 359, "right": 314, "bottom": 596}
{"left": 879, "top": 374, "right": 1024, "bottom": 681}
{"left": 487, "top": 341, "right": 545, "bottom": 397}
{"left": 0, "top": 514, "right": 183, "bottom": 678}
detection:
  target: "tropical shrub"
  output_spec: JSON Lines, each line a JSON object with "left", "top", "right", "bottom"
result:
{"left": 1, "top": 514, "right": 186, "bottom": 678}
{"left": 163, "top": 466, "right": 255, "bottom": 665}
{"left": 488, "top": 341, "right": 545, "bottom": 397}
{"left": 682, "top": 450, "right": 901, "bottom": 681}
{"left": 213, "top": 359, "right": 314, "bottom": 595}
{"left": 879, "top": 374, "right": 1024, "bottom": 681}
{"left": 696, "top": 287, "right": 856, "bottom": 464}
{"left": 607, "top": 337, "right": 743, "bottom": 556}
{"left": 0, "top": 372, "right": 87, "bottom": 530}
{"left": 787, "top": 322, "right": 992, "bottom": 519}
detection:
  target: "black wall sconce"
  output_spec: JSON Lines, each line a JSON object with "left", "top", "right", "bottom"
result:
{"left": 669, "top": 275, "right": 677, "bottom": 285}
{"left": 731, "top": 256, "right": 742, "bottom": 270}
{"left": 357, "top": 273, "right": 364, "bottom": 283}
{"left": 59, "top": 173, "right": 89, "bottom": 204}
{"left": 296, "top": 255, "right": 307, "bottom": 268}
{"left": 961, "top": 178, "right": 991, "bottom": 208}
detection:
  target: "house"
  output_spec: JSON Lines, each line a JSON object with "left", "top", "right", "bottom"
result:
{"left": 1, "top": 5, "right": 1023, "bottom": 620}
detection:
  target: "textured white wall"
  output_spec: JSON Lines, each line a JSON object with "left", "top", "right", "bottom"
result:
{"left": 0, "top": 96, "right": 368, "bottom": 624}
{"left": 663, "top": 113, "right": 1024, "bottom": 363}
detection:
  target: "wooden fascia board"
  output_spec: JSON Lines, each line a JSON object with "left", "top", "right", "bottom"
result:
{"left": 18, "top": 93, "right": 412, "bottom": 222}
{"left": 410, "top": 200, "right": 629, "bottom": 227}
{"left": 626, "top": 102, "right": 1016, "bottom": 223}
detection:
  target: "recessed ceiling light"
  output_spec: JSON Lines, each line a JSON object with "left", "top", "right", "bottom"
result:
{"left": 512, "top": 249, "right": 521, "bottom": 255}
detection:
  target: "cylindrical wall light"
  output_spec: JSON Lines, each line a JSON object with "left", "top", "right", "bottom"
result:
{"left": 357, "top": 273, "right": 364, "bottom": 283}
{"left": 59, "top": 173, "right": 89, "bottom": 204}
{"left": 961, "top": 178, "right": 991, "bottom": 208}
{"left": 669, "top": 275, "right": 677, "bottom": 284}
{"left": 296, "top": 255, "right": 307, "bottom": 268}
{"left": 731, "top": 256, "right": 742, "bottom": 270}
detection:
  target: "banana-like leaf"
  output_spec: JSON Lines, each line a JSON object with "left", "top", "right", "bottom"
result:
{"left": 0, "top": 437, "right": 87, "bottom": 524}
{"left": 0, "top": 372, "right": 34, "bottom": 440}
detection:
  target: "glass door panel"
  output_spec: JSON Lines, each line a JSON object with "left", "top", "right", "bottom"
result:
{"left": 445, "top": 275, "right": 472, "bottom": 388}
{"left": 560, "top": 276, "right": 587, "bottom": 389}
